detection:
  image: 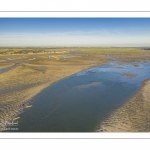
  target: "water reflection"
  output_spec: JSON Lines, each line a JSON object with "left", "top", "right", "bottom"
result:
{"left": 13, "top": 62, "right": 150, "bottom": 132}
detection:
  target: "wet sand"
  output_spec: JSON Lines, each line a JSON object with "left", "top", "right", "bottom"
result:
{"left": 97, "top": 78, "right": 150, "bottom": 132}
{"left": 123, "top": 72, "right": 137, "bottom": 79}
{"left": 0, "top": 52, "right": 108, "bottom": 130}
{"left": 0, "top": 49, "right": 150, "bottom": 131}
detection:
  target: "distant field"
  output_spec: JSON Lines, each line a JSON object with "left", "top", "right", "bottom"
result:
{"left": 80, "top": 47, "right": 146, "bottom": 53}
{"left": 0, "top": 47, "right": 147, "bottom": 55}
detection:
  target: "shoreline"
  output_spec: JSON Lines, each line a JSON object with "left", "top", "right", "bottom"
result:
{"left": 0, "top": 51, "right": 150, "bottom": 132}
{"left": 0, "top": 61, "right": 107, "bottom": 131}
{"left": 97, "top": 78, "right": 150, "bottom": 132}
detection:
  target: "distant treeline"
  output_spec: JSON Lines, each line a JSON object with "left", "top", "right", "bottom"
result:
{"left": 0, "top": 49, "right": 44, "bottom": 54}
{"left": 0, "top": 48, "right": 69, "bottom": 54}
{"left": 0, "top": 47, "right": 148, "bottom": 54}
{"left": 143, "top": 48, "right": 150, "bottom": 50}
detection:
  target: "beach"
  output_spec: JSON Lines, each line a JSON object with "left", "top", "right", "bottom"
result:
{"left": 0, "top": 48, "right": 150, "bottom": 131}
{"left": 97, "top": 78, "right": 150, "bottom": 132}
{"left": 0, "top": 51, "right": 109, "bottom": 130}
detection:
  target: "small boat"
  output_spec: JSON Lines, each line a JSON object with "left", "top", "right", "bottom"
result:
{"left": 26, "top": 105, "right": 32, "bottom": 108}
{"left": 13, "top": 117, "right": 20, "bottom": 120}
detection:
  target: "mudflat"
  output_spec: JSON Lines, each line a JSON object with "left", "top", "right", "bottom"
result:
{"left": 0, "top": 48, "right": 150, "bottom": 131}
{"left": 0, "top": 50, "right": 109, "bottom": 130}
{"left": 98, "top": 78, "right": 150, "bottom": 132}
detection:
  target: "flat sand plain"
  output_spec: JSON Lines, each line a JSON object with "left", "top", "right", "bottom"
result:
{"left": 97, "top": 78, "right": 150, "bottom": 132}
{"left": 0, "top": 49, "right": 150, "bottom": 131}
{"left": 0, "top": 52, "right": 109, "bottom": 130}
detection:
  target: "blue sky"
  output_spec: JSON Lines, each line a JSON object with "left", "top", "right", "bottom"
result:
{"left": 0, "top": 18, "right": 150, "bottom": 47}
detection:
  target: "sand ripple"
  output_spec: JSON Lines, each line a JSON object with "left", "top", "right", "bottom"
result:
{"left": 97, "top": 78, "right": 150, "bottom": 132}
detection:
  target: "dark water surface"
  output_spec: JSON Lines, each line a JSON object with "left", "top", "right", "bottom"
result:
{"left": 13, "top": 62, "right": 150, "bottom": 132}
{"left": 0, "top": 63, "right": 18, "bottom": 74}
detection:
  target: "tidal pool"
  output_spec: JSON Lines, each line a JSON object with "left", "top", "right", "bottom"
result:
{"left": 0, "top": 63, "right": 18, "bottom": 74}
{"left": 10, "top": 62, "right": 150, "bottom": 132}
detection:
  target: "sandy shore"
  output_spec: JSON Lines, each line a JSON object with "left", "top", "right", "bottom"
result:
{"left": 97, "top": 78, "right": 150, "bottom": 132}
{"left": 0, "top": 50, "right": 150, "bottom": 131}
{"left": 0, "top": 52, "right": 109, "bottom": 131}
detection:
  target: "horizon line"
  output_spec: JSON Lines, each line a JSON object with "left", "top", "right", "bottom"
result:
{"left": 0, "top": 46, "right": 150, "bottom": 48}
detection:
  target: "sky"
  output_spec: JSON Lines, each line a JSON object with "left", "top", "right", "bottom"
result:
{"left": 0, "top": 18, "right": 150, "bottom": 47}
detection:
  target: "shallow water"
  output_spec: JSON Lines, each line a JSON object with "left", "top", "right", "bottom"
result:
{"left": 0, "top": 63, "right": 18, "bottom": 74}
{"left": 9, "top": 62, "right": 150, "bottom": 132}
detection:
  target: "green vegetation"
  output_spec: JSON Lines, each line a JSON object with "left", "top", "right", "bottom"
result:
{"left": 0, "top": 47, "right": 146, "bottom": 55}
{"left": 80, "top": 47, "right": 146, "bottom": 53}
